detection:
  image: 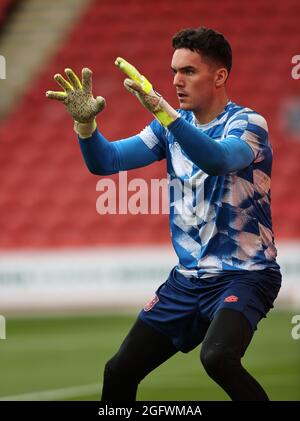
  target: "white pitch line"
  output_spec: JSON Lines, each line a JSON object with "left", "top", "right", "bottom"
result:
{"left": 0, "top": 383, "right": 101, "bottom": 401}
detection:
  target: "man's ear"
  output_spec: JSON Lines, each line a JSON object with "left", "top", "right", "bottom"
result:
{"left": 215, "top": 68, "right": 228, "bottom": 87}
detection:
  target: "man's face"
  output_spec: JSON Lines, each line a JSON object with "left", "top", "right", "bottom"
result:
{"left": 171, "top": 48, "right": 219, "bottom": 112}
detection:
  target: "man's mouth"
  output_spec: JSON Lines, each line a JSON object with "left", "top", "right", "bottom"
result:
{"left": 177, "top": 92, "right": 188, "bottom": 99}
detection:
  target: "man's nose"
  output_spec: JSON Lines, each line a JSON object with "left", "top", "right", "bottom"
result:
{"left": 173, "top": 73, "right": 184, "bottom": 87}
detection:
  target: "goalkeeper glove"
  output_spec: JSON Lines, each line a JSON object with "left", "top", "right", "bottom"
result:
{"left": 115, "top": 57, "right": 179, "bottom": 127}
{"left": 46, "top": 68, "right": 105, "bottom": 138}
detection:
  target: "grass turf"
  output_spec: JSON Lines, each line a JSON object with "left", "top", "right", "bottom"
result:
{"left": 0, "top": 309, "right": 299, "bottom": 401}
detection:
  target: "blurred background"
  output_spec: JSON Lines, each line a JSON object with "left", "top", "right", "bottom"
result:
{"left": 0, "top": 0, "right": 299, "bottom": 401}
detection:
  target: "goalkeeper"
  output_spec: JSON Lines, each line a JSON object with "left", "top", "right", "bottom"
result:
{"left": 46, "top": 27, "right": 281, "bottom": 401}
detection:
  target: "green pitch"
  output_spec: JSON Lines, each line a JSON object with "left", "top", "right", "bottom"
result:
{"left": 0, "top": 309, "right": 299, "bottom": 401}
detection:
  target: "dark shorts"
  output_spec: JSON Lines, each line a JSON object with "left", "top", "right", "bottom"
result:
{"left": 139, "top": 267, "right": 282, "bottom": 353}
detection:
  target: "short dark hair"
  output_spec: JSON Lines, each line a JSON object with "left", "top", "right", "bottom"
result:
{"left": 172, "top": 27, "right": 232, "bottom": 74}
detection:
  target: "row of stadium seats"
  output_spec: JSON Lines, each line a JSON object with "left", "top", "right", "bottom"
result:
{"left": 0, "top": 0, "right": 299, "bottom": 248}
{"left": 0, "top": 0, "right": 15, "bottom": 25}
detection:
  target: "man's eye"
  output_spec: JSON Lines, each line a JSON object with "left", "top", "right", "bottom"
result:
{"left": 186, "top": 69, "right": 194, "bottom": 75}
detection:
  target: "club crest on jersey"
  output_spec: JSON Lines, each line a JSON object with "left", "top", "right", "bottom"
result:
{"left": 224, "top": 295, "right": 239, "bottom": 303}
{"left": 144, "top": 294, "right": 159, "bottom": 312}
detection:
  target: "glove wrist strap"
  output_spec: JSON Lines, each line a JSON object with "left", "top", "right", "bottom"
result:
{"left": 153, "top": 97, "right": 180, "bottom": 127}
{"left": 74, "top": 120, "right": 97, "bottom": 139}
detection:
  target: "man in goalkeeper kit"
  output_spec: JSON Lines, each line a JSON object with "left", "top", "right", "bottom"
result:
{"left": 46, "top": 27, "right": 282, "bottom": 401}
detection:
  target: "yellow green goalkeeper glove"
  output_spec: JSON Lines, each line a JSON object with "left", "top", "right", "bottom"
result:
{"left": 46, "top": 68, "right": 105, "bottom": 138}
{"left": 115, "top": 57, "right": 179, "bottom": 127}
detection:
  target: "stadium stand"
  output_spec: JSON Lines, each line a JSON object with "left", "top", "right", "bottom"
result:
{"left": 0, "top": 0, "right": 15, "bottom": 26}
{"left": 0, "top": 0, "right": 299, "bottom": 249}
